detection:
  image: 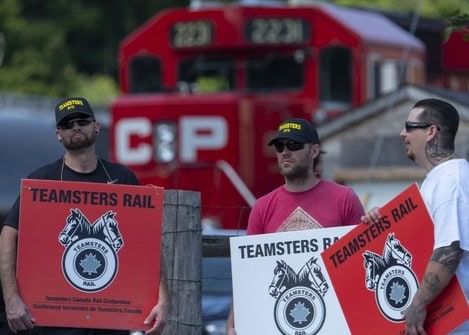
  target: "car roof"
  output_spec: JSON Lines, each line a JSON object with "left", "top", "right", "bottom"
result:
{"left": 202, "top": 227, "right": 246, "bottom": 236}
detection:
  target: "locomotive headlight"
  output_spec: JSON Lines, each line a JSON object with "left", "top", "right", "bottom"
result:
{"left": 154, "top": 122, "right": 177, "bottom": 163}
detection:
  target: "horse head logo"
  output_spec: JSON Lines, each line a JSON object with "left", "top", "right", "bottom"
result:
{"left": 59, "top": 209, "right": 123, "bottom": 252}
{"left": 268, "top": 257, "right": 329, "bottom": 298}
{"left": 270, "top": 257, "right": 329, "bottom": 334}
{"left": 59, "top": 209, "right": 91, "bottom": 247}
{"left": 92, "top": 210, "right": 124, "bottom": 252}
{"left": 362, "top": 232, "right": 418, "bottom": 322}
{"left": 302, "top": 257, "right": 329, "bottom": 296}
{"left": 269, "top": 260, "right": 295, "bottom": 298}
{"left": 363, "top": 233, "right": 412, "bottom": 291}
{"left": 385, "top": 233, "right": 411, "bottom": 267}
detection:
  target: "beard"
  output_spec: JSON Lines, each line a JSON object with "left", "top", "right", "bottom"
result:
{"left": 62, "top": 132, "right": 97, "bottom": 151}
{"left": 406, "top": 151, "right": 416, "bottom": 161}
{"left": 279, "top": 152, "right": 312, "bottom": 181}
{"left": 280, "top": 164, "right": 309, "bottom": 181}
{"left": 404, "top": 145, "right": 416, "bottom": 161}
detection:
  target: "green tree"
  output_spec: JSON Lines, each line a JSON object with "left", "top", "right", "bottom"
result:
{"left": 334, "top": 0, "right": 469, "bottom": 18}
{"left": 0, "top": 0, "right": 189, "bottom": 102}
{"left": 334, "top": 0, "right": 469, "bottom": 43}
{"left": 444, "top": 9, "right": 469, "bottom": 42}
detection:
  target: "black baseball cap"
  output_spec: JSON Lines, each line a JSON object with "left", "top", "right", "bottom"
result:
{"left": 55, "top": 97, "right": 95, "bottom": 126}
{"left": 268, "top": 118, "right": 320, "bottom": 146}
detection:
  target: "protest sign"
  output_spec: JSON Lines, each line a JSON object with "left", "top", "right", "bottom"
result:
{"left": 17, "top": 179, "right": 164, "bottom": 331}
{"left": 322, "top": 183, "right": 469, "bottom": 335}
{"left": 230, "top": 226, "right": 354, "bottom": 334}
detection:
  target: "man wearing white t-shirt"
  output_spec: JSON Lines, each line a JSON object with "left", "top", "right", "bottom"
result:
{"left": 362, "top": 98, "right": 469, "bottom": 335}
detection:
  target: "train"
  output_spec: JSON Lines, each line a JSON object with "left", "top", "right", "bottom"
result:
{"left": 110, "top": 0, "right": 468, "bottom": 229}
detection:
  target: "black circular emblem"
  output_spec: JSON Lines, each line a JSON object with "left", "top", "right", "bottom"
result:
{"left": 376, "top": 265, "right": 419, "bottom": 322}
{"left": 62, "top": 238, "right": 118, "bottom": 292}
{"left": 274, "top": 286, "right": 325, "bottom": 335}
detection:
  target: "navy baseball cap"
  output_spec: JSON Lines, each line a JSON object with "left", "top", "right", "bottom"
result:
{"left": 55, "top": 97, "right": 95, "bottom": 126}
{"left": 268, "top": 118, "right": 320, "bottom": 146}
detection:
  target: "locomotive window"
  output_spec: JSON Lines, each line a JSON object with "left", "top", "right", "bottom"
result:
{"left": 319, "top": 47, "right": 352, "bottom": 108}
{"left": 129, "top": 56, "right": 162, "bottom": 93}
{"left": 178, "top": 57, "right": 235, "bottom": 93}
{"left": 373, "top": 61, "right": 399, "bottom": 97}
{"left": 247, "top": 54, "right": 304, "bottom": 92}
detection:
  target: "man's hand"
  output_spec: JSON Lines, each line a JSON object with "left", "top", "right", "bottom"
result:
{"left": 226, "top": 326, "right": 236, "bottom": 335}
{"left": 5, "top": 293, "right": 35, "bottom": 333}
{"left": 405, "top": 302, "right": 428, "bottom": 335}
{"left": 1, "top": 226, "right": 35, "bottom": 333}
{"left": 226, "top": 306, "right": 236, "bottom": 335}
{"left": 404, "top": 244, "right": 462, "bottom": 335}
{"left": 143, "top": 300, "right": 169, "bottom": 335}
{"left": 360, "top": 207, "right": 382, "bottom": 224}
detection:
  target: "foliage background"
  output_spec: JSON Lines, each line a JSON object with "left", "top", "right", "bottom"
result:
{"left": 0, "top": 0, "right": 189, "bottom": 102}
{"left": 0, "top": 0, "right": 467, "bottom": 104}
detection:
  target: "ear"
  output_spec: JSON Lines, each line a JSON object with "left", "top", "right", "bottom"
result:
{"left": 310, "top": 143, "right": 320, "bottom": 159}
{"left": 426, "top": 124, "right": 439, "bottom": 143}
{"left": 94, "top": 121, "right": 101, "bottom": 135}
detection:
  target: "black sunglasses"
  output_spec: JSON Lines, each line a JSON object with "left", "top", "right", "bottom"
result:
{"left": 273, "top": 141, "right": 305, "bottom": 153}
{"left": 58, "top": 118, "right": 94, "bottom": 130}
{"left": 405, "top": 121, "right": 440, "bottom": 132}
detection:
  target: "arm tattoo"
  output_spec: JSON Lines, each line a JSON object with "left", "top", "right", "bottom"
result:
{"left": 430, "top": 242, "right": 463, "bottom": 273}
{"left": 421, "top": 273, "right": 440, "bottom": 303}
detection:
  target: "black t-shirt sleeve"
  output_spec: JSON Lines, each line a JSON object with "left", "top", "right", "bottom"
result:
{"left": 1, "top": 160, "right": 62, "bottom": 230}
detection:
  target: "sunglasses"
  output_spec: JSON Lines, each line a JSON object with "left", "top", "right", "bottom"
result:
{"left": 58, "top": 118, "right": 94, "bottom": 130}
{"left": 273, "top": 141, "right": 305, "bottom": 153}
{"left": 405, "top": 121, "right": 440, "bottom": 132}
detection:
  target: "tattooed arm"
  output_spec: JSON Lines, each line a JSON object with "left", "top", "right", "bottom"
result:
{"left": 405, "top": 241, "right": 463, "bottom": 335}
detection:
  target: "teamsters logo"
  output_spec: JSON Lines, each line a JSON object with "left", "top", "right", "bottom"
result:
{"left": 363, "top": 233, "right": 419, "bottom": 322}
{"left": 269, "top": 257, "right": 329, "bottom": 335}
{"left": 58, "top": 208, "right": 124, "bottom": 293}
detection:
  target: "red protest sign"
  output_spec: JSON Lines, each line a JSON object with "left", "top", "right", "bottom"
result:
{"left": 17, "top": 179, "right": 164, "bottom": 331}
{"left": 321, "top": 183, "right": 469, "bottom": 335}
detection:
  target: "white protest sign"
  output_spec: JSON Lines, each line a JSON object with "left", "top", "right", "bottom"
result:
{"left": 230, "top": 226, "right": 354, "bottom": 335}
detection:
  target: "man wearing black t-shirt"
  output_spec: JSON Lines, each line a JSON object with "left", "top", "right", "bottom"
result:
{"left": 0, "top": 97, "right": 169, "bottom": 335}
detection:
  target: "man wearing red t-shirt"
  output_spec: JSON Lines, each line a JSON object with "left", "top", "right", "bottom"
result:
{"left": 227, "top": 118, "right": 364, "bottom": 334}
